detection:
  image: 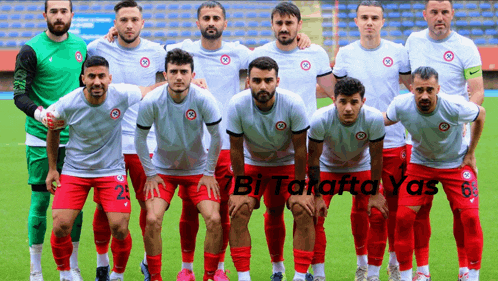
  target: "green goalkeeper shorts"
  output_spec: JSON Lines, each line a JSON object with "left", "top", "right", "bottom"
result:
{"left": 26, "top": 146, "right": 65, "bottom": 185}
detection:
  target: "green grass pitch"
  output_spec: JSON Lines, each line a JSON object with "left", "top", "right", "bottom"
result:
{"left": 1, "top": 97, "right": 497, "bottom": 280}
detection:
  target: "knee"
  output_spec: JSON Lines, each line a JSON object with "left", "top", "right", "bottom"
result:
{"left": 52, "top": 215, "right": 72, "bottom": 237}
{"left": 204, "top": 212, "right": 222, "bottom": 232}
{"left": 231, "top": 204, "right": 251, "bottom": 228}
{"left": 459, "top": 209, "right": 480, "bottom": 230}
{"left": 292, "top": 204, "right": 312, "bottom": 225}
{"left": 146, "top": 212, "right": 163, "bottom": 232}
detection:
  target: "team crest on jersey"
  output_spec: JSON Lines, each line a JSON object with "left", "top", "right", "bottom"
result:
{"left": 300, "top": 60, "right": 311, "bottom": 71}
{"left": 75, "top": 51, "right": 83, "bottom": 62}
{"left": 444, "top": 51, "right": 455, "bottom": 62}
{"left": 461, "top": 170, "right": 473, "bottom": 180}
{"left": 220, "top": 54, "right": 231, "bottom": 65}
{"left": 140, "top": 57, "right": 150, "bottom": 68}
{"left": 186, "top": 109, "right": 197, "bottom": 120}
{"left": 400, "top": 149, "right": 406, "bottom": 160}
{"left": 110, "top": 108, "right": 121, "bottom": 120}
{"left": 275, "top": 121, "right": 287, "bottom": 131}
{"left": 383, "top": 56, "right": 393, "bottom": 67}
{"left": 355, "top": 131, "right": 367, "bottom": 140}
{"left": 116, "top": 175, "right": 125, "bottom": 182}
{"left": 438, "top": 122, "right": 450, "bottom": 131}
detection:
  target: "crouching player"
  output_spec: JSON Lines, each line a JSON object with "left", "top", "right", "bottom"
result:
{"left": 45, "top": 56, "right": 160, "bottom": 281}
{"left": 134, "top": 48, "right": 225, "bottom": 281}
{"left": 384, "top": 67, "right": 485, "bottom": 281}
{"left": 308, "top": 77, "right": 389, "bottom": 281}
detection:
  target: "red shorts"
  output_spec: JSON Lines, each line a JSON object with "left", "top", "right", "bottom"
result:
{"left": 178, "top": 150, "right": 232, "bottom": 203}
{"left": 151, "top": 174, "right": 221, "bottom": 205}
{"left": 382, "top": 146, "right": 407, "bottom": 196}
{"left": 405, "top": 144, "right": 413, "bottom": 169}
{"left": 398, "top": 163, "right": 479, "bottom": 210}
{"left": 53, "top": 174, "right": 131, "bottom": 213}
{"left": 124, "top": 153, "right": 152, "bottom": 202}
{"left": 320, "top": 170, "right": 373, "bottom": 208}
{"left": 230, "top": 164, "right": 304, "bottom": 209}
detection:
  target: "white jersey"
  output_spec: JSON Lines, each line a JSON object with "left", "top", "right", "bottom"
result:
{"left": 250, "top": 42, "right": 332, "bottom": 118}
{"left": 333, "top": 39, "right": 410, "bottom": 149}
{"left": 53, "top": 84, "right": 142, "bottom": 177}
{"left": 386, "top": 92, "right": 480, "bottom": 169}
{"left": 226, "top": 88, "right": 309, "bottom": 167}
{"left": 309, "top": 104, "right": 385, "bottom": 173}
{"left": 405, "top": 29, "right": 482, "bottom": 100}
{"left": 166, "top": 40, "right": 252, "bottom": 150}
{"left": 136, "top": 84, "right": 222, "bottom": 176}
{"left": 87, "top": 37, "right": 166, "bottom": 154}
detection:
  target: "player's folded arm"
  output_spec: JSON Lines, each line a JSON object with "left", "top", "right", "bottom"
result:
{"left": 13, "top": 45, "right": 38, "bottom": 118}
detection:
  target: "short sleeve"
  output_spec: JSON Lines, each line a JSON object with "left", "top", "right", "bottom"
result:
{"left": 368, "top": 111, "right": 386, "bottom": 141}
{"left": 462, "top": 41, "right": 482, "bottom": 70}
{"left": 86, "top": 39, "right": 99, "bottom": 57}
{"left": 308, "top": 111, "right": 326, "bottom": 142}
{"left": 332, "top": 47, "right": 347, "bottom": 78}
{"left": 111, "top": 83, "right": 142, "bottom": 107}
{"left": 199, "top": 91, "right": 222, "bottom": 126}
{"left": 386, "top": 98, "right": 399, "bottom": 122}
{"left": 457, "top": 101, "right": 480, "bottom": 124}
{"left": 225, "top": 97, "right": 243, "bottom": 136}
{"left": 398, "top": 45, "right": 411, "bottom": 74}
{"left": 238, "top": 44, "right": 252, "bottom": 70}
{"left": 136, "top": 95, "right": 155, "bottom": 129}
{"left": 289, "top": 96, "right": 310, "bottom": 134}
{"left": 316, "top": 46, "right": 333, "bottom": 77}
{"left": 155, "top": 46, "right": 167, "bottom": 72}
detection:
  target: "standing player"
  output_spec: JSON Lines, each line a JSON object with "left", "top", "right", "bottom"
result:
{"left": 227, "top": 57, "right": 314, "bottom": 281}
{"left": 134, "top": 49, "right": 224, "bottom": 281}
{"left": 308, "top": 77, "right": 389, "bottom": 281}
{"left": 249, "top": 3, "right": 334, "bottom": 278}
{"left": 405, "top": 1, "right": 484, "bottom": 279}
{"left": 13, "top": 1, "right": 85, "bottom": 280}
{"left": 86, "top": 1, "right": 166, "bottom": 279}
{"left": 45, "top": 56, "right": 160, "bottom": 281}
{"left": 385, "top": 66, "right": 485, "bottom": 281}
{"left": 329, "top": 1, "right": 411, "bottom": 280}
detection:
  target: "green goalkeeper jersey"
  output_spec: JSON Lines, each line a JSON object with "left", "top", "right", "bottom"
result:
{"left": 13, "top": 31, "right": 87, "bottom": 144}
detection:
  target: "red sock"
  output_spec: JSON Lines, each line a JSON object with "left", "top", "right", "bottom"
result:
{"left": 204, "top": 252, "right": 220, "bottom": 280}
{"left": 51, "top": 231, "right": 72, "bottom": 271}
{"left": 367, "top": 207, "right": 388, "bottom": 266}
{"left": 111, "top": 232, "right": 132, "bottom": 274}
{"left": 414, "top": 204, "right": 431, "bottom": 267}
{"left": 460, "top": 209, "right": 482, "bottom": 270}
{"left": 230, "top": 246, "right": 251, "bottom": 272}
{"left": 93, "top": 206, "right": 111, "bottom": 254}
{"left": 312, "top": 216, "right": 326, "bottom": 264}
{"left": 140, "top": 208, "right": 147, "bottom": 238}
{"left": 219, "top": 202, "right": 230, "bottom": 263}
{"left": 351, "top": 197, "right": 368, "bottom": 256}
{"left": 264, "top": 212, "right": 286, "bottom": 262}
{"left": 294, "top": 249, "right": 313, "bottom": 274}
{"left": 147, "top": 254, "right": 162, "bottom": 280}
{"left": 395, "top": 206, "right": 417, "bottom": 271}
{"left": 179, "top": 200, "right": 199, "bottom": 263}
{"left": 386, "top": 195, "right": 399, "bottom": 252}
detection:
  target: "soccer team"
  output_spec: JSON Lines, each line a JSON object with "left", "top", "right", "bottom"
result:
{"left": 12, "top": 1, "right": 486, "bottom": 281}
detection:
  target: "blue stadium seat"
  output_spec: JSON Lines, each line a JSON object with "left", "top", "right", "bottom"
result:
{"left": 402, "top": 21, "right": 414, "bottom": 27}
{"left": 248, "top": 21, "right": 259, "bottom": 28}
{"left": 142, "top": 4, "right": 153, "bottom": 10}
{"left": 155, "top": 22, "right": 166, "bottom": 28}
{"left": 36, "top": 22, "right": 46, "bottom": 28}
{"left": 380, "top": 30, "right": 387, "bottom": 36}
{"left": 259, "top": 12, "right": 271, "bottom": 18}
{"left": 142, "top": 31, "right": 151, "bottom": 38}
{"left": 27, "top": 5, "right": 38, "bottom": 11}
{"left": 194, "top": 31, "right": 201, "bottom": 37}
{"left": 23, "top": 14, "right": 34, "bottom": 20}
{"left": 388, "top": 12, "right": 400, "bottom": 18}
{"left": 388, "top": 21, "right": 401, "bottom": 28}
{"left": 104, "top": 4, "right": 114, "bottom": 11}
{"left": 194, "top": 3, "right": 201, "bottom": 10}
{"left": 495, "top": 3, "right": 498, "bottom": 9}
{"left": 390, "top": 30, "right": 402, "bottom": 37}
{"left": 322, "top": 22, "right": 333, "bottom": 28}
{"left": 246, "top": 12, "right": 258, "bottom": 18}
{"left": 226, "top": 21, "right": 233, "bottom": 27}
{"left": 403, "top": 30, "right": 413, "bottom": 36}
{"left": 259, "top": 39, "right": 270, "bottom": 45}
{"left": 482, "top": 11, "right": 494, "bottom": 18}
{"left": 455, "top": 11, "right": 467, "bottom": 17}
{"left": 350, "top": 30, "right": 360, "bottom": 37}
{"left": 399, "top": 4, "right": 411, "bottom": 10}
{"left": 168, "top": 13, "right": 179, "bottom": 19}
{"left": 234, "top": 30, "right": 245, "bottom": 37}
{"left": 165, "top": 39, "right": 176, "bottom": 45}
{"left": 385, "top": 3, "right": 398, "bottom": 10}
{"left": 338, "top": 4, "right": 346, "bottom": 10}
{"left": 471, "top": 29, "right": 484, "bottom": 36}
{"left": 0, "top": 14, "right": 7, "bottom": 20}
{"left": 169, "top": 4, "right": 180, "bottom": 10}
{"left": 245, "top": 39, "right": 257, "bottom": 46}
{"left": 247, "top": 30, "right": 258, "bottom": 37}
{"left": 402, "top": 12, "right": 414, "bottom": 18}
{"left": 457, "top": 30, "right": 470, "bottom": 36}
{"left": 37, "top": 14, "right": 44, "bottom": 20}
{"left": 156, "top": 4, "right": 166, "bottom": 10}
{"left": 474, "top": 38, "right": 486, "bottom": 45}
{"left": 167, "top": 30, "right": 178, "bottom": 37}
{"left": 261, "top": 30, "right": 272, "bottom": 37}
{"left": 91, "top": 4, "right": 102, "bottom": 11}
{"left": 489, "top": 38, "right": 498, "bottom": 45}
{"left": 412, "top": 3, "right": 424, "bottom": 10}
{"left": 456, "top": 20, "right": 468, "bottom": 27}
{"left": 154, "top": 31, "right": 166, "bottom": 37}
{"left": 322, "top": 4, "right": 333, "bottom": 10}
{"left": 6, "top": 41, "right": 17, "bottom": 47}
{"left": 348, "top": 12, "right": 356, "bottom": 18}
{"left": 394, "top": 39, "right": 404, "bottom": 45}
{"left": 324, "top": 40, "right": 334, "bottom": 46}
{"left": 181, "top": 22, "right": 193, "bottom": 28}
{"left": 0, "top": 32, "right": 5, "bottom": 38}
{"left": 485, "top": 29, "right": 497, "bottom": 35}
{"left": 322, "top": 13, "right": 333, "bottom": 19}
{"left": 14, "top": 5, "right": 24, "bottom": 11}
{"left": 496, "top": 11, "right": 498, "bottom": 17}
{"left": 322, "top": 31, "right": 334, "bottom": 37}
{"left": 453, "top": 3, "right": 464, "bottom": 9}
{"left": 1, "top": 5, "right": 12, "bottom": 12}
{"left": 469, "top": 21, "right": 482, "bottom": 27}
{"left": 416, "top": 21, "right": 426, "bottom": 27}
{"left": 181, "top": 4, "right": 192, "bottom": 10}
{"left": 415, "top": 11, "right": 424, "bottom": 18}
{"left": 338, "top": 22, "right": 347, "bottom": 28}
{"left": 142, "top": 13, "right": 152, "bottom": 19}
{"left": 77, "top": 5, "right": 89, "bottom": 12}
{"left": 468, "top": 11, "right": 480, "bottom": 18}
{"left": 234, "top": 21, "right": 245, "bottom": 28}
{"left": 24, "top": 22, "right": 35, "bottom": 29}
{"left": 233, "top": 12, "right": 244, "bottom": 19}
{"left": 10, "top": 14, "right": 21, "bottom": 20}
{"left": 181, "top": 31, "right": 191, "bottom": 37}
{"left": 348, "top": 22, "right": 356, "bottom": 28}
{"left": 337, "top": 13, "right": 347, "bottom": 19}
{"left": 169, "top": 22, "right": 179, "bottom": 28}
{"left": 261, "top": 21, "right": 271, "bottom": 28}
{"left": 480, "top": 3, "right": 491, "bottom": 9}
{"left": 225, "top": 12, "right": 231, "bottom": 19}
{"left": 339, "top": 40, "right": 349, "bottom": 46}
{"left": 347, "top": 4, "right": 356, "bottom": 10}
{"left": 223, "top": 31, "right": 231, "bottom": 37}
{"left": 10, "top": 22, "right": 22, "bottom": 29}
{"left": 8, "top": 31, "right": 19, "bottom": 37}
{"left": 144, "top": 22, "right": 153, "bottom": 28}
{"left": 338, "top": 31, "right": 347, "bottom": 37}
{"left": 154, "top": 13, "right": 165, "bottom": 19}
{"left": 465, "top": 3, "right": 477, "bottom": 9}
{"left": 0, "top": 42, "right": 4, "bottom": 47}
{"left": 180, "top": 13, "right": 192, "bottom": 19}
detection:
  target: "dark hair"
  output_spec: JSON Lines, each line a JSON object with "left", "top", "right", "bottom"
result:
{"left": 425, "top": 0, "right": 453, "bottom": 8}
{"left": 334, "top": 77, "right": 365, "bottom": 98}
{"left": 45, "top": 0, "right": 73, "bottom": 13}
{"left": 84, "top": 56, "right": 109, "bottom": 70}
{"left": 197, "top": 1, "right": 226, "bottom": 20}
{"left": 165, "top": 48, "right": 194, "bottom": 72}
{"left": 271, "top": 2, "right": 301, "bottom": 22}
{"left": 114, "top": 0, "right": 142, "bottom": 13}
{"left": 412, "top": 66, "right": 439, "bottom": 82}
{"left": 248, "top": 56, "right": 279, "bottom": 77}
{"left": 356, "top": 0, "right": 384, "bottom": 15}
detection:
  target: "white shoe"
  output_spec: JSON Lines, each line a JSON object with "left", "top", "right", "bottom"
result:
{"left": 387, "top": 264, "right": 401, "bottom": 281}
{"left": 412, "top": 272, "right": 431, "bottom": 281}
{"left": 110, "top": 278, "right": 123, "bottom": 281}
{"left": 71, "top": 268, "right": 83, "bottom": 281}
{"left": 367, "top": 276, "right": 381, "bottom": 281}
{"left": 355, "top": 266, "right": 368, "bottom": 281}
{"left": 313, "top": 277, "right": 325, "bottom": 281}
{"left": 30, "top": 271, "right": 44, "bottom": 281}
{"left": 458, "top": 272, "right": 469, "bottom": 281}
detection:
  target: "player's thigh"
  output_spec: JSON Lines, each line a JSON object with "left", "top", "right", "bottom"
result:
{"left": 94, "top": 175, "right": 131, "bottom": 213}
{"left": 197, "top": 199, "right": 221, "bottom": 225}
{"left": 124, "top": 153, "right": 150, "bottom": 202}
{"left": 215, "top": 150, "right": 233, "bottom": 203}
{"left": 382, "top": 146, "right": 407, "bottom": 195}
{"left": 26, "top": 146, "right": 66, "bottom": 185}
{"left": 182, "top": 174, "right": 221, "bottom": 206}
{"left": 52, "top": 174, "right": 91, "bottom": 210}
{"left": 147, "top": 174, "right": 178, "bottom": 208}
{"left": 263, "top": 165, "right": 296, "bottom": 209}
{"left": 399, "top": 164, "right": 436, "bottom": 207}
{"left": 439, "top": 166, "right": 479, "bottom": 210}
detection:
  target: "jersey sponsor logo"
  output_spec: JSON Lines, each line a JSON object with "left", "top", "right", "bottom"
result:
{"left": 186, "top": 109, "right": 197, "bottom": 120}
{"left": 383, "top": 56, "right": 393, "bottom": 67}
{"left": 355, "top": 131, "right": 367, "bottom": 140}
{"left": 438, "top": 122, "right": 450, "bottom": 131}
{"left": 220, "top": 54, "right": 231, "bottom": 65}
{"left": 462, "top": 170, "right": 472, "bottom": 180}
{"left": 110, "top": 108, "right": 121, "bottom": 120}
{"left": 140, "top": 57, "right": 150, "bottom": 68}
{"left": 116, "top": 175, "right": 125, "bottom": 182}
{"left": 300, "top": 60, "right": 311, "bottom": 71}
{"left": 75, "top": 51, "right": 83, "bottom": 62}
{"left": 444, "top": 51, "right": 455, "bottom": 62}
{"left": 275, "top": 121, "right": 287, "bottom": 131}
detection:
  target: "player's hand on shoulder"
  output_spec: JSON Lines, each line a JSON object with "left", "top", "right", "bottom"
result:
{"left": 105, "top": 26, "right": 118, "bottom": 42}
{"left": 296, "top": 33, "right": 311, "bottom": 49}
{"left": 367, "top": 193, "right": 388, "bottom": 219}
{"left": 192, "top": 78, "right": 209, "bottom": 90}
{"left": 45, "top": 169, "right": 60, "bottom": 195}
{"left": 198, "top": 175, "right": 220, "bottom": 200}
{"left": 144, "top": 175, "right": 164, "bottom": 200}
{"left": 35, "top": 106, "right": 65, "bottom": 130}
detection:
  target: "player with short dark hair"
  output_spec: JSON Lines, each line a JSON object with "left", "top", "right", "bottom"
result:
{"left": 135, "top": 48, "right": 224, "bottom": 281}
{"left": 13, "top": 1, "right": 85, "bottom": 280}
{"left": 385, "top": 66, "right": 485, "bottom": 281}
{"left": 227, "top": 56, "right": 314, "bottom": 281}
